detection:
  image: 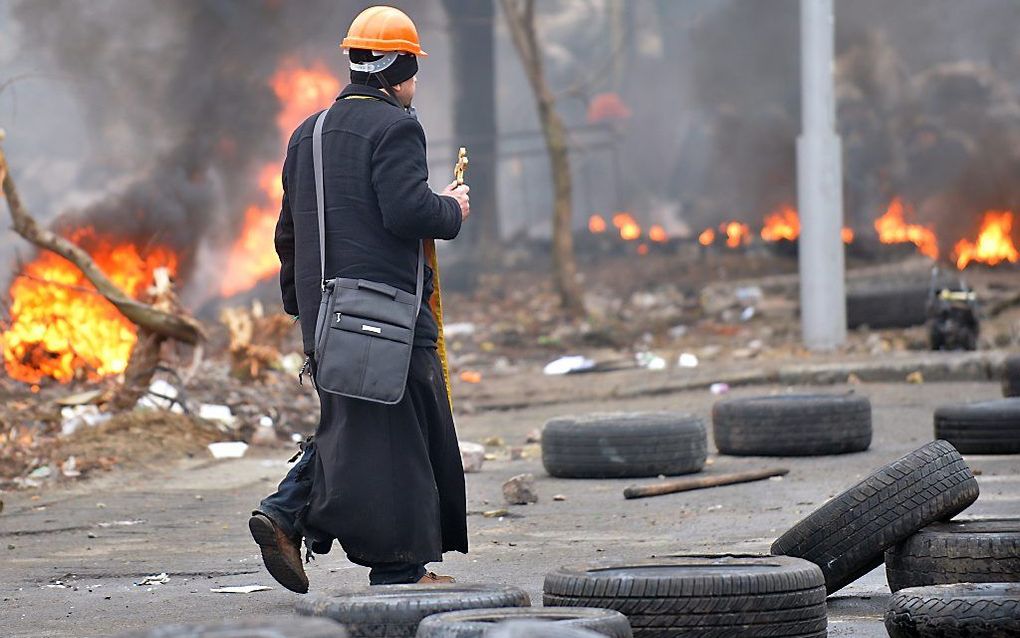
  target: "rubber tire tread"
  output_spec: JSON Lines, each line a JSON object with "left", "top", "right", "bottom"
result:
{"left": 770, "top": 440, "right": 980, "bottom": 594}
{"left": 542, "top": 413, "right": 707, "bottom": 479}
{"left": 115, "top": 616, "right": 347, "bottom": 637}
{"left": 712, "top": 394, "right": 872, "bottom": 456}
{"left": 296, "top": 584, "right": 531, "bottom": 638}
{"left": 884, "top": 518, "right": 1020, "bottom": 591}
{"left": 1004, "top": 355, "right": 1020, "bottom": 397}
{"left": 847, "top": 285, "right": 929, "bottom": 329}
{"left": 885, "top": 583, "right": 1020, "bottom": 637}
{"left": 415, "top": 607, "right": 632, "bottom": 638}
{"left": 543, "top": 555, "right": 826, "bottom": 638}
{"left": 934, "top": 399, "right": 1020, "bottom": 454}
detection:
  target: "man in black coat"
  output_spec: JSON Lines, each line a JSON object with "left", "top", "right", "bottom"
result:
{"left": 249, "top": 7, "right": 471, "bottom": 591}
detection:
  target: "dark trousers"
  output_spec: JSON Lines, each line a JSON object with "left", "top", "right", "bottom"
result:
{"left": 258, "top": 446, "right": 425, "bottom": 585}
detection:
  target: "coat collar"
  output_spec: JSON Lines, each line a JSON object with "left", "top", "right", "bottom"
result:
{"left": 339, "top": 83, "right": 403, "bottom": 110}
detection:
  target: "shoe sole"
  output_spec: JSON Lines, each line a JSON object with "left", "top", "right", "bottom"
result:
{"left": 248, "top": 514, "right": 308, "bottom": 594}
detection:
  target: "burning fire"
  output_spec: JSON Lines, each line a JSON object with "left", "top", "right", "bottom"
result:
{"left": 588, "top": 214, "right": 607, "bottom": 234}
{"left": 648, "top": 225, "right": 668, "bottom": 243}
{"left": 2, "top": 228, "right": 178, "bottom": 383}
{"left": 874, "top": 198, "right": 939, "bottom": 259}
{"left": 761, "top": 206, "right": 800, "bottom": 242}
{"left": 953, "top": 211, "right": 1020, "bottom": 269}
{"left": 698, "top": 228, "right": 716, "bottom": 246}
{"left": 220, "top": 60, "right": 342, "bottom": 296}
{"left": 612, "top": 212, "right": 642, "bottom": 241}
{"left": 721, "top": 221, "right": 752, "bottom": 248}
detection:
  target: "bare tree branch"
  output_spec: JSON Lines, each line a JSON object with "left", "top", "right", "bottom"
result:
{"left": 0, "top": 143, "right": 204, "bottom": 345}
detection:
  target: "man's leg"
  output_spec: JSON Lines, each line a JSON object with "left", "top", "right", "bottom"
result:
{"left": 256, "top": 442, "right": 315, "bottom": 537}
{"left": 368, "top": 562, "right": 427, "bottom": 585}
{"left": 249, "top": 443, "right": 315, "bottom": 593}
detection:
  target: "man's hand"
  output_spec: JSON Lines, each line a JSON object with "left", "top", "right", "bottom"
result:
{"left": 442, "top": 181, "right": 470, "bottom": 222}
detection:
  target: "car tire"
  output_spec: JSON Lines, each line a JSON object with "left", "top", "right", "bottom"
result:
{"left": 934, "top": 399, "right": 1020, "bottom": 454}
{"left": 543, "top": 555, "right": 827, "bottom": 637}
{"left": 884, "top": 518, "right": 1020, "bottom": 591}
{"left": 296, "top": 584, "right": 530, "bottom": 638}
{"left": 885, "top": 583, "right": 1020, "bottom": 637}
{"left": 541, "top": 413, "right": 706, "bottom": 479}
{"left": 771, "top": 440, "right": 979, "bottom": 594}
{"left": 712, "top": 393, "right": 872, "bottom": 456}
{"left": 416, "top": 607, "right": 631, "bottom": 638}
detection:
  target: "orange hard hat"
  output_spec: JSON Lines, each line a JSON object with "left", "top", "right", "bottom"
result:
{"left": 341, "top": 6, "right": 427, "bottom": 57}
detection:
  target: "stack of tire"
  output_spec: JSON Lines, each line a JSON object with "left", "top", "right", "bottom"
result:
{"left": 293, "top": 583, "right": 634, "bottom": 638}
{"left": 878, "top": 399, "right": 1020, "bottom": 636}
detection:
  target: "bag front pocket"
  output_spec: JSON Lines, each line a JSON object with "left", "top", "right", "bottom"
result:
{"left": 331, "top": 314, "right": 412, "bottom": 344}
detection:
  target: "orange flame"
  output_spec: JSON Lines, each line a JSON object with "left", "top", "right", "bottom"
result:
{"left": 612, "top": 212, "right": 641, "bottom": 241}
{"left": 953, "top": 211, "right": 1020, "bottom": 269}
{"left": 721, "top": 221, "right": 751, "bottom": 248}
{"left": 2, "top": 228, "right": 178, "bottom": 383}
{"left": 874, "top": 198, "right": 939, "bottom": 259}
{"left": 588, "top": 214, "right": 607, "bottom": 233}
{"left": 698, "top": 228, "right": 716, "bottom": 246}
{"left": 220, "top": 60, "right": 342, "bottom": 296}
{"left": 761, "top": 205, "right": 800, "bottom": 242}
{"left": 842, "top": 227, "right": 855, "bottom": 244}
{"left": 648, "top": 225, "right": 668, "bottom": 243}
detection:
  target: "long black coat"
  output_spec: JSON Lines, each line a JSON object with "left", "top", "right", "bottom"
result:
{"left": 274, "top": 84, "right": 467, "bottom": 565}
{"left": 275, "top": 83, "right": 462, "bottom": 353}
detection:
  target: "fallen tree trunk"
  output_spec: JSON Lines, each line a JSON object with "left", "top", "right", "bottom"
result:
{"left": 0, "top": 141, "right": 204, "bottom": 345}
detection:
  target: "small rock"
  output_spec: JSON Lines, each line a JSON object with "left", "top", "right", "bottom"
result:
{"left": 906, "top": 370, "right": 924, "bottom": 384}
{"left": 459, "top": 442, "right": 486, "bottom": 473}
{"left": 847, "top": 373, "right": 862, "bottom": 384}
{"left": 553, "top": 494, "right": 567, "bottom": 502}
{"left": 482, "top": 436, "right": 505, "bottom": 447}
{"left": 482, "top": 509, "right": 509, "bottom": 518}
{"left": 86, "top": 532, "right": 96, "bottom": 539}
{"left": 525, "top": 429, "right": 542, "bottom": 444}
{"left": 249, "top": 426, "right": 279, "bottom": 447}
{"left": 502, "top": 473, "right": 539, "bottom": 505}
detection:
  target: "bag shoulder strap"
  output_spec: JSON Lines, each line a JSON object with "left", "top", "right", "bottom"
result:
{"left": 311, "top": 107, "right": 424, "bottom": 315}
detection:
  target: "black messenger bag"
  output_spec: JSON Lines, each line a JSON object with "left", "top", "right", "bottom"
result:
{"left": 310, "top": 108, "right": 423, "bottom": 404}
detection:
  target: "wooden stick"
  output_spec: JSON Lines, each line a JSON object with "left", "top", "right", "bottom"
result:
{"left": 624, "top": 467, "right": 789, "bottom": 500}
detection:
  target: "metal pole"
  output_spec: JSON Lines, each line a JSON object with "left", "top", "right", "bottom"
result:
{"left": 797, "top": 0, "right": 846, "bottom": 349}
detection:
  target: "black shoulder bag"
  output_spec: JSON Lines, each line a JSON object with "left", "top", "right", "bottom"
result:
{"left": 310, "top": 107, "right": 423, "bottom": 404}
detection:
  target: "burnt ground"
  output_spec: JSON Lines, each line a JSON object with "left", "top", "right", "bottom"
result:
{"left": 2, "top": 375, "right": 1018, "bottom": 638}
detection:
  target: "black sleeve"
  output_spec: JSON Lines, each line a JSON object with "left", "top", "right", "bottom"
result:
{"left": 274, "top": 160, "right": 299, "bottom": 316}
{"left": 372, "top": 117, "right": 463, "bottom": 241}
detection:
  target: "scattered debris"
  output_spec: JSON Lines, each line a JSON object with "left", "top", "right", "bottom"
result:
{"left": 210, "top": 585, "right": 273, "bottom": 594}
{"left": 906, "top": 370, "right": 925, "bottom": 384}
{"left": 208, "top": 441, "right": 248, "bottom": 459}
{"left": 199, "top": 404, "right": 236, "bottom": 427}
{"left": 525, "top": 429, "right": 542, "bottom": 444}
{"left": 710, "top": 383, "right": 730, "bottom": 395}
{"left": 509, "top": 446, "right": 524, "bottom": 461}
{"left": 459, "top": 370, "right": 483, "bottom": 384}
{"left": 678, "top": 353, "right": 700, "bottom": 368}
{"left": 483, "top": 436, "right": 505, "bottom": 447}
{"left": 636, "top": 352, "right": 667, "bottom": 370}
{"left": 444, "top": 322, "right": 477, "bottom": 337}
{"left": 60, "top": 405, "right": 111, "bottom": 436}
{"left": 136, "top": 379, "right": 184, "bottom": 413}
{"left": 503, "top": 473, "right": 539, "bottom": 505}
{"left": 60, "top": 456, "right": 80, "bottom": 478}
{"left": 847, "top": 373, "right": 862, "bottom": 384}
{"left": 55, "top": 390, "right": 103, "bottom": 407}
{"left": 553, "top": 494, "right": 567, "bottom": 502}
{"left": 459, "top": 442, "right": 486, "bottom": 473}
{"left": 482, "top": 509, "right": 509, "bottom": 518}
{"left": 135, "top": 573, "right": 170, "bottom": 586}
{"left": 543, "top": 355, "right": 595, "bottom": 376}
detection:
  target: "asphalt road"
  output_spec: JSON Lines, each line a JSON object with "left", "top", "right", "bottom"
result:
{"left": 2, "top": 380, "right": 1018, "bottom": 637}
